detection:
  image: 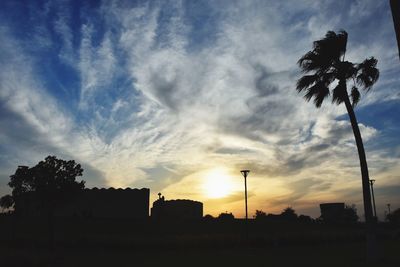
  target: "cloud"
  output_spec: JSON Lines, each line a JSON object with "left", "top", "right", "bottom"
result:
{"left": 269, "top": 178, "right": 332, "bottom": 206}
{"left": 0, "top": 0, "right": 399, "bottom": 217}
{"left": 53, "top": 0, "right": 75, "bottom": 66}
{"left": 79, "top": 25, "right": 117, "bottom": 107}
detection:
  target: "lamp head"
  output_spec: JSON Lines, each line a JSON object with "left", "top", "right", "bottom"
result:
{"left": 240, "top": 170, "right": 250, "bottom": 178}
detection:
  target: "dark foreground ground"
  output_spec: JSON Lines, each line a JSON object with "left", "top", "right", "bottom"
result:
{"left": 3, "top": 241, "right": 400, "bottom": 267}
{"left": 1, "top": 216, "right": 399, "bottom": 267}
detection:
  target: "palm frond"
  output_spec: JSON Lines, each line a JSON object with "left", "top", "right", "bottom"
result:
{"left": 337, "top": 30, "right": 348, "bottom": 59}
{"left": 313, "top": 85, "right": 330, "bottom": 108}
{"left": 299, "top": 31, "right": 347, "bottom": 74}
{"left": 297, "top": 30, "right": 379, "bottom": 109}
{"left": 356, "top": 57, "right": 379, "bottom": 91}
{"left": 304, "top": 81, "right": 330, "bottom": 108}
{"left": 296, "top": 74, "right": 318, "bottom": 92}
{"left": 313, "top": 30, "right": 348, "bottom": 64}
{"left": 321, "top": 71, "right": 336, "bottom": 84}
{"left": 332, "top": 82, "right": 347, "bottom": 105}
{"left": 298, "top": 51, "right": 315, "bottom": 67}
{"left": 351, "top": 86, "right": 361, "bottom": 107}
{"left": 297, "top": 51, "right": 323, "bottom": 72}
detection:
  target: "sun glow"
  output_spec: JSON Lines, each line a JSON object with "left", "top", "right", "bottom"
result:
{"left": 203, "top": 168, "right": 236, "bottom": 198}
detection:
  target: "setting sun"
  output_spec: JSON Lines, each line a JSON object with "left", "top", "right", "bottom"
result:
{"left": 203, "top": 169, "right": 236, "bottom": 199}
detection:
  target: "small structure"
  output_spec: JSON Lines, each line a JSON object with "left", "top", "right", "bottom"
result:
{"left": 319, "top": 202, "right": 345, "bottom": 223}
{"left": 151, "top": 193, "right": 203, "bottom": 220}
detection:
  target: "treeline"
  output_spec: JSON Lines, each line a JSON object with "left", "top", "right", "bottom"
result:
{"left": 204, "top": 206, "right": 400, "bottom": 225}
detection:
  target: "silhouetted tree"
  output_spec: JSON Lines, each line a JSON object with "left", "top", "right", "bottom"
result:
{"left": 0, "top": 194, "right": 14, "bottom": 212}
{"left": 343, "top": 204, "right": 359, "bottom": 223}
{"left": 254, "top": 210, "right": 267, "bottom": 220}
{"left": 5, "top": 156, "right": 85, "bottom": 248}
{"left": 203, "top": 214, "right": 214, "bottom": 221}
{"left": 8, "top": 165, "right": 32, "bottom": 215}
{"left": 298, "top": 214, "right": 313, "bottom": 223}
{"left": 386, "top": 208, "right": 400, "bottom": 225}
{"left": 296, "top": 30, "right": 379, "bottom": 258}
{"left": 280, "top": 207, "right": 297, "bottom": 221}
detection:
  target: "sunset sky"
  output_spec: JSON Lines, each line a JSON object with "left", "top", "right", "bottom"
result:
{"left": 0, "top": 0, "right": 399, "bottom": 219}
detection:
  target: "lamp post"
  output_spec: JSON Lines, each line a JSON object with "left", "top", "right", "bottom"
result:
{"left": 369, "top": 179, "right": 377, "bottom": 220}
{"left": 240, "top": 170, "right": 250, "bottom": 221}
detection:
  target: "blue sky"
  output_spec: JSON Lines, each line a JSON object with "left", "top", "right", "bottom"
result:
{"left": 0, "top": 0, "right": 399, "bottom": 218}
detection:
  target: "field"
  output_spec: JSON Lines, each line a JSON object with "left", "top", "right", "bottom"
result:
{"left": 1, "top": 215, "right": 399, "bottom": 267}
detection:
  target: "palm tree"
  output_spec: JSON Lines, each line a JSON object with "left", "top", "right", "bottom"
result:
{"left": 296, "top": 30, "right": 379, "bottom": 259}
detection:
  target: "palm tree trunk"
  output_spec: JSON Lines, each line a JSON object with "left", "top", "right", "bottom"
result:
{"left": 342, "top": 86, "right": 376, "bottom": 261}
{"left": 390, "top": 0, "right": 400, "bottom": 61}
{"left": 343, "top": 93, "right": 373, "bottom": 223}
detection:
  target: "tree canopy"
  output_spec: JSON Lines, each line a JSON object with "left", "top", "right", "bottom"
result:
{"left": 296, "top": 30, "right": 379, "bottom": 108}
{"left": 280, "top": 207, "right": 298, "bottom": 221}
{"left": 0, "top": 156, "right": 85, "bottom": 214}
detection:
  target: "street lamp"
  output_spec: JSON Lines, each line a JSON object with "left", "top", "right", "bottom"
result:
{"left": 369, "top": 179, "right": 377, "bottom": 220}
{"left": 240, "top": 170, "right": 250, "bottom": 221}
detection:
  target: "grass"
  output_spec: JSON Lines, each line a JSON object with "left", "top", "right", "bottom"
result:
{"left": 1, "top": 216, "right": 399, "bottom": 266}
{"left": 2, "top": 241, "right": 400, "bottom": 267}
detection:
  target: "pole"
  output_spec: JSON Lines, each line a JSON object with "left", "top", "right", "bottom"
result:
{"left": 240, "top": 170, "right": 250, "bottom": 221}
{"left": 244, "top": 176, "right": 248, "bottom": 220}
{"left": 369, "top": 180, "right": 377, "bottom": 220}
{"left": 240, "top": 170, "right": 250, "bottom": 241}
{"left": 387, "top": 203, "right": 391, "bottom": 214}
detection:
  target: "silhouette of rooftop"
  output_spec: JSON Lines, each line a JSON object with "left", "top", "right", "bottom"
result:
{"left": 151, "top": 193, "right": 203, "bottom": 220}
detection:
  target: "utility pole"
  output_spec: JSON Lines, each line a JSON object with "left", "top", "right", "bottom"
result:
{"left": 240, "top": 170, "right": 250, "bottom": 221}
{"left": 240, "top": 170, "right": 250, "bottom": 242}
{"left": 369, "top": 179, "right": 377, "bottom": 220}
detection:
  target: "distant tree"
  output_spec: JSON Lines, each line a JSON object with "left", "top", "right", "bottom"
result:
{"left": 217, "top": 212, "right": 235, "bottom": 221}
{"left": 5, "top": 156, "right": 85, "bottom": 248}
{"left": 266, "top": 213, "right": 281, "bottom": 221}
{"left": 8, "top": 165, "right": 32, "bottom": 214}
{"left": 254, "top": 210, "right": 267, "bottom": 220}
{"left": 386, "top": 208, "right": 400, "bottom": 225}
{"left": 343, "top": 204, "right": 359, "bottom": 223}
{"left": 0, "top": 194, "right": 14, "bottom": 212}
{"left": 203, "top": 214, "right": 214, "bottom": 221}
{"left": 298, "top": 214, "right": 313, "bottom": 223}
{"left": 280, "top": 207, "right": 297, "bottom": 221}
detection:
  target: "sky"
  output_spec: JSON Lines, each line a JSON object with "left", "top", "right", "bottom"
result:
{"left": 0, "top": 0, "right": 399, "bottom": 219}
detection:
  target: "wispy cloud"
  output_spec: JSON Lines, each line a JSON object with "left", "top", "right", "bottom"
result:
{"left": 0, "top": 0, "right": 399, "bottom": 218}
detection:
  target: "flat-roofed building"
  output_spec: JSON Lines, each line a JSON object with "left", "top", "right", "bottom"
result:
{"left": 19, "top": 187, "right": 150, "bottom": 219}
{"left": 151, "top": 193, "right": 203, "bottom": 220}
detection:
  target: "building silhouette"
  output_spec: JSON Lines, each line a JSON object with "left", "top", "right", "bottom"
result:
{"left": 151, "top": 193, "right": 203, "bottom": 220}
{"left": 19, "top": 188, "right": 150, "bottom": 219}
{"left": 66, "top": 187, "right": 150, "bottom": 219}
